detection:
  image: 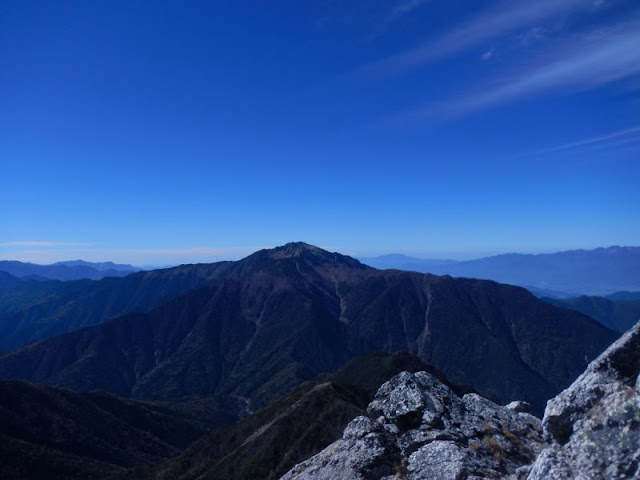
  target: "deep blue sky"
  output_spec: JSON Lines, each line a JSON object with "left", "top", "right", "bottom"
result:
{"left": 2, "top": 0, "right": 639, "bottom": 265}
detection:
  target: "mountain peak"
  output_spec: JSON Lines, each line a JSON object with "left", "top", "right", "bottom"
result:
{"left": 245, "top": 242, "right": 370, "bottom": 270}
{"left": 270, "top": 242, "right": 324, "bottom": 259}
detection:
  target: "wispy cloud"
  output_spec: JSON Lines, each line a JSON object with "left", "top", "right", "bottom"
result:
{"left": 362, "top": 0, "right": 595, "bottom": 76}
{"left": 390, "top": 0, "right": 429, "bottom": 19}
{"left": 481, "top": 48, "right": 495, "bottom": 61}
{"left": 401, "top": 27, "right": 640, "bottom": 120}
{"left": 362, "top": 0, "right": 430, "bottom": 41}
{"left": 0, "top": 241, "right": 92, "bottom": 247}
{"left": 317, "top": 0, "right": 429, "bottom": 39}
{"left": 525, "top": 125, "right": 640, "bottom": 156}
{"left": 518, "top": 26, "right": 549, "bottom": 47}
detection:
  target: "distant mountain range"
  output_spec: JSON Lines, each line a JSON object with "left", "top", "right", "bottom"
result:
{"left": 543, "top": 295, "right": 640, "bottom": 333}
{"left": 3, "top": 245, "right": 636, "bottom": 293}
{"left": 0, "top": 260, "right": 141, "bottom": 281}
{"left": 357, "top": 254, "right": 458, "bottom": 273}
{"left": 360, "top": 246, "right": 640, "bottom": 296}
{"left": 606, "top": 291, "right": 640, "bottom": 301}
{"left": 0, "top": 262, "right": 232, "bottom": 353}
{"left": 0, "top": 242, "right": 617, "bottom": 416}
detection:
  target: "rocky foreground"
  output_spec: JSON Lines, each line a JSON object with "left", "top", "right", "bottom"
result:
{"left": 281, "top": 321, "right": 640, "bottom": 479}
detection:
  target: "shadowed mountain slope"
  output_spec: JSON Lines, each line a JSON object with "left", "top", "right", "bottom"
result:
{"left": 544, "top": 295, "right": 640, "bottom": 333}
{"left": 0, "top": 262, "right": 233, "bottom": 353}
{"left": 0, "top": 271, "right": 21, "bottom": 289}
{"left": 119, "top": 352, "right": 459, "bottom": 480}
{"left": 0, "top": 380, "right": 207, "bottom": 480}
{"left": 0, "top": 243, "right": 618, "bottom": 414}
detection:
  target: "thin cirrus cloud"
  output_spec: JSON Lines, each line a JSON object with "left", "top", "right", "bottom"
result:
{"left": 390, "top": 0, "right": 429, "bottom": 19}
{"left": 363, "top": 0, "right": 430, "bottom": 41}
{"left": 403, "top": 28, "right": 640, "bottom": 120}
{"left": 524, "top": 125, "right": 640, "bottom": 157}
{"left": 362, "top": 0, "right": 595, "bottom": 76}
{"left": 0, "top": 241, "right": 93, "bottom": 247}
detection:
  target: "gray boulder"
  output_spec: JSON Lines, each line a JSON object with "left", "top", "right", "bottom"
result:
{"left": 281, "top": 322, "right": 640, "bottom": 480}
{"left": 280, "top": 371, "right": 543, "bottom": 480}
{"left": 527, "top": 321, "right": 640, "bottom": 479}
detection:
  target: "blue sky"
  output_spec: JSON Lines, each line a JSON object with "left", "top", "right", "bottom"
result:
{"left": 2, "top": 0, "right": 639, "bottom": 265}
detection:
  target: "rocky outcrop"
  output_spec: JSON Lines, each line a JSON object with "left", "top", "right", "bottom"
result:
{"left": 280, "top": 321, "right": 640, "bottom": 480}
{"left": 527, "top": 320, "right": 640, "bottom": 479}
{"left": 280, "top": 371, "right": 544, "bottom": 480}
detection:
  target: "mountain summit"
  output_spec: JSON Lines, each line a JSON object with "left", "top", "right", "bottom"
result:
{"left": 245, "top": 242, "right": 370, "bottom": 270}
{"left": 268, "top": 242, "right": 328, "bottom": 258}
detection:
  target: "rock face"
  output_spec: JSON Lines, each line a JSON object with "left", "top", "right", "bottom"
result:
{"left": 527, "top": 320, "right": 640, "bottom": 479}
{"left": 281, "top": 321, "right": 640, "bottom": 480}
{"left": 280, "top": 371, "right": 544, "bottom": 480}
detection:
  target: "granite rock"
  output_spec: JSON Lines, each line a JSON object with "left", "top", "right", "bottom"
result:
{"left": 281, "top": 371, "right": 543, "bottom": 480}
{"left": 282, "top": 321, "right": 640, "bottom": 480}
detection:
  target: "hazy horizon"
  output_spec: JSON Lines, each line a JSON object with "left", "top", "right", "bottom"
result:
{"left": 1, "top": 242, "right": 637, "bottom": 267}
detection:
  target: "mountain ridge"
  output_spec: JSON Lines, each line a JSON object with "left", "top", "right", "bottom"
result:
{"left": 0, "top": 379, "right": 208, "bottom": 480}
{"left": 0, "top": 243, "right": 617, "bottom": 415}
{"left": 361, "top": 245, "right": 640, "bottom": 296}
{"left": 0, "top": 261, "right": 234, "bottom": 353}
{"left": 51, "top": 259, "right": 140, "bottom": 272}
{"left": 543, "top": 295, "right": 640, "bottom": 333}
{"left": 120, "top": 352, "right": 451, "bottom": 480}
{"left": 0, "top": 259, "right": 141, "bottom": 281}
